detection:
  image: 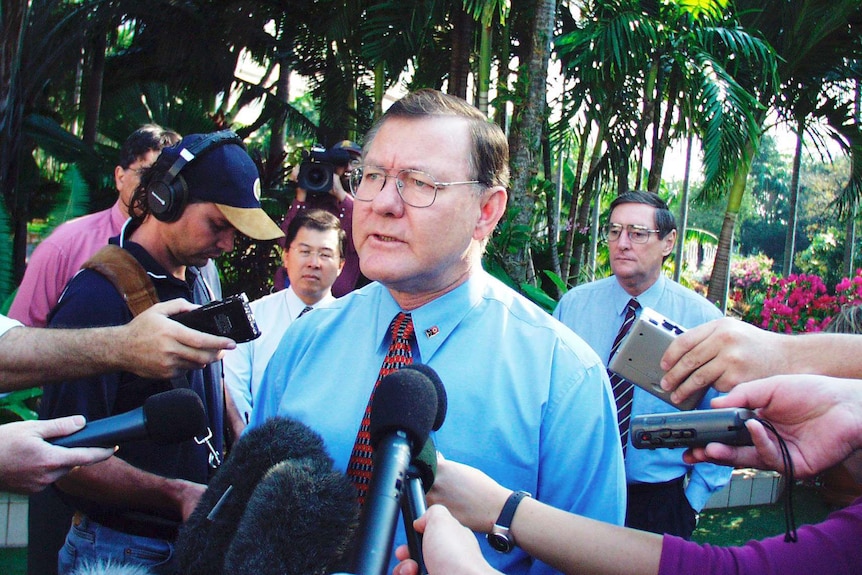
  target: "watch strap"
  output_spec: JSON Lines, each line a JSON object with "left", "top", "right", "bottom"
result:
{"left": 488, "top": 490, "right": 531, "bottom": 552}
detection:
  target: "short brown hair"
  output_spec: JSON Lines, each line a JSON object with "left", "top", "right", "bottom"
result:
{"left": 363, "top": 89, "right": 509, "bottom": 190}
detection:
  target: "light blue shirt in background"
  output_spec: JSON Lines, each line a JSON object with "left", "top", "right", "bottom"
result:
{"left": 554, "top": 273, "right": 731, "bottom": 511}
{"left": 252, "top": 270, "right": 625, "bottom": 575}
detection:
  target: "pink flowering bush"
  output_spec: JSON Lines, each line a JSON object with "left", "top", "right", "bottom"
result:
{"left": 760, "top": 270, "right": 862, "bottom": 333}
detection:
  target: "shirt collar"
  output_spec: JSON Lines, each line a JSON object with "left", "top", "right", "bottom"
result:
{"left": 376, "top": 272, "right": 487, "bottom": 363}
{"left": 610, "top": 273, "right": 667, "bottom": 317}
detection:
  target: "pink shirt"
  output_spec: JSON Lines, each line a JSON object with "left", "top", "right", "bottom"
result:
{"left": 9, "top": 202, "right": 127, "bottom": 327}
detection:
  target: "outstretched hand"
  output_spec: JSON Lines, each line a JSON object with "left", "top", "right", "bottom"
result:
{"left": 119, "top": 299, "right": 236, "bottom": 380}
{"left": 0, "top": 417, "right": 115, "bottom": 494}
{"left": 683, "top": 374, "right": 862, "bottom": 479}
{"left": 660, "top": 318, "right": 787, "bottom": 404}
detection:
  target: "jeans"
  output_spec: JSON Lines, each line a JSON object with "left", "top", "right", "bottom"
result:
{"left": 58, "top": 513, "right": 177, "bottom": 575}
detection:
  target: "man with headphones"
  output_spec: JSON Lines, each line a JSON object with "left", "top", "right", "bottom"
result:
{"left": 39, "top": 131, "right": 283, "bottom": 575}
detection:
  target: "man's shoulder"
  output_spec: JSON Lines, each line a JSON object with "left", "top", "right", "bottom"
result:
{"left": 660, "top": 278, "right": 723, "bottom": 318}
{"left": 50, "top": 268, "right": 130, "bottom": 328}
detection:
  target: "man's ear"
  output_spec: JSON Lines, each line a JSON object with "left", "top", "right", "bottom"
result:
{"left": 662, "top": 229, "right": 677, "bottom": 257}
{"left": 474, "top": 187, "right": 508, "bottom": 241}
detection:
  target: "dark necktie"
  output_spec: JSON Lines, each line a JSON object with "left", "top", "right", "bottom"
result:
{"left": 297, "top": 305, "right": 313, "bottom": 319}
{"left": 608, "top": 299, "right": 640, "bottom": 456}
{"left": 346, "top": 312, "right": 415, "bottom": 503}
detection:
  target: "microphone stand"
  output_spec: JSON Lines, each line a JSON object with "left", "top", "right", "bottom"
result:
{"left": 401, "top": 464, "right": 429, "bottom": 575}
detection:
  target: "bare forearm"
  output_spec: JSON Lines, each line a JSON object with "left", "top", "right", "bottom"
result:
{"left": 783, "top": 333, "right": 862, "bottom": 378}
{"left": 512, "top": 498, "right": 663, "bottom": 575}
{"left": 56, "top": 456, "right": 202, "bottom": 520}
{"left": 0, "top": 326, "right": 120, "bottom": 390}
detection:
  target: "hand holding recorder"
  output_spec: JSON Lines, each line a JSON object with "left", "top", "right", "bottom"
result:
{"left": 609, "top": 307, "right": 707, "bottom": 410}
{"left": 683, "top": 374, "right": 862, "bottom": 479}
{"left": 171, "top": 293, "right": 261, "bottom": 343}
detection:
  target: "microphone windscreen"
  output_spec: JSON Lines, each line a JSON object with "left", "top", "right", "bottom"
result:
{"left": 143, "top": 388, "right": 207, "bottom": 445}
{"left": 412, "top": 436, "right": 437, "bottom": 492}
{"left": 369, "top": 368, "right": 437, "bottom": 455}
{"left": 223, "top": 459, "right": 358, "bottom": 575}
{"left": 176, "top": 416, "right": 334, "bottom": 575}
{"left": 400, "top": 364, "right": 447, "bottom": 430}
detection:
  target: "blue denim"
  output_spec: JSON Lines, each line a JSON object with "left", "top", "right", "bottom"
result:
{"left": 58, "top": 514, "right": 177, "bottom": 575}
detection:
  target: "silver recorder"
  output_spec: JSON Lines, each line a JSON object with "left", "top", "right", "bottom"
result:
{"left": 608, "top": 307, "right": 706, "bottom": 411}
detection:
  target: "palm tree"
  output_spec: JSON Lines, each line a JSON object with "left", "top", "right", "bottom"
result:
{"left": 706, "top": 0, "right": 862, "bottom": 310}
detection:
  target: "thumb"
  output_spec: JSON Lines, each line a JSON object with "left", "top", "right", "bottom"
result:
{"left": 38, "top": 415, "right": 87, "bottom": 439}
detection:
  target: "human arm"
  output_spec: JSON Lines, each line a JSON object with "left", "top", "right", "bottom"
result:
{"left": 0, "top": 299, "right": 235, "bottom": 390}
{"left": 0, "top": 417, "right": 115, "bottom": 494}
{"left": 393, "top": 505, "right": 503, "bottom": 575}
{"left": 660, "top": 317, "right": 862, "bottom": 404}
{"left": 683, "top": 374, "right": 862, "bottom": 479}
{"left": 55, "top": 455, "right": 206, "bottom": 522}
{"left": 419, "top": 458, "right": 663, "bottom": 575}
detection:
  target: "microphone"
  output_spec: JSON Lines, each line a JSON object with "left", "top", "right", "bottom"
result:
{"left": 350, "top": 368, "right": 439, "bottom": 575}
{"left": 401, "top": 437, "right": 438, "bottom": 575}
{"left": 400, "top": 364, "right": 448, "bottom": 431}
{"left": 51, "top": 388, "right": 205, "bottom": 448}
{"left": 176, "top": 416, "right": 351, "bottom": 575}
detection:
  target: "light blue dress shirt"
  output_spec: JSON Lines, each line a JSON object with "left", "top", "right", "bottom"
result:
{"left": 252, "top": 270, "right": 626, "bottom": 575}
{"left": 554, "top": 273, "right": 731, "bottom": 511}
{"left": 223, "top": 286, "right": 335, "bottom": 424}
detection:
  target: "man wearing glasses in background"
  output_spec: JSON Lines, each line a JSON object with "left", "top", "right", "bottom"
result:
{"left": 251, "top": 89, "right": 625, "bottom": 575}
{"left": 554, "top": 190, "right": 728, "bottom": 539}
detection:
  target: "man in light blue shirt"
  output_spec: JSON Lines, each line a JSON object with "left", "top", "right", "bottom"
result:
{"left": 224, "top": 209, "right": 343, "bottom": 431}
{"left": 554, "top": 190, "right": 729, "bottom": 539}
{"left": 252, "top": 89, "right": 625, "bottom": 575}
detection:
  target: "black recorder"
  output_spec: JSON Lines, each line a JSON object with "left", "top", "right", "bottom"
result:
{"left": 171, "top": 293, "right": 261, "bottom": 343}
{"left": 608, "top": 307, "right": 707, "bottom": 411}
{"left": 631, "top": 407, "right": 756, "bottom": 449}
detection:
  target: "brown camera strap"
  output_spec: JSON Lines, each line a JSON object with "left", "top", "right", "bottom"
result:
{"left": 82, "top": 244, "right": 159, "bottom": 317}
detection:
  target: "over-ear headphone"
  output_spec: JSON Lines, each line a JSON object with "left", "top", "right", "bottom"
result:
{"left": 146, "top": 130, "right": 245, "bottom": 222}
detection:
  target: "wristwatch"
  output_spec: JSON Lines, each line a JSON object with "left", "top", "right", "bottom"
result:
{"left": 487, "top": 490, "right": 531, "bottom": 553}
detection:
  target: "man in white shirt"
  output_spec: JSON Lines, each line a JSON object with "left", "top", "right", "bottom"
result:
{"left": 224, "top": 209, "right": 344, "bottom": 430}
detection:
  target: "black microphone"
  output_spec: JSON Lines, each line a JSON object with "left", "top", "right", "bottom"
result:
{"left": 176, "top": 416, "right": 352, "bottom": 575}
{"left": 350, "top": 368, "right": 439, "bottom": 575}
{"left": 51, "top": 388, "right": 205, "bottom": 448}
{"left": 400, "top": 364, "right": 447, "bottom": 431}
{"left": 402, "top": 437, "right": 438, "bottom": 575}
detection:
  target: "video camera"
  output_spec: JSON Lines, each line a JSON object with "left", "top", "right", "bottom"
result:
{"left": 296, "top": 144, "right": 353, "bottom": 195}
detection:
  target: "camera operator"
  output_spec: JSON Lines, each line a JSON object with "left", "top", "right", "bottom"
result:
{"left": 274, "top": 140, "right": 363, "bottom": 297}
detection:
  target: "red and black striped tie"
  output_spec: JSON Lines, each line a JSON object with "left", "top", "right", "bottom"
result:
{"left": 346, "top": 312, "right": 415, "bottom": 504}
{"left": 608, "top": 299, "right": 640, "bottom": 456}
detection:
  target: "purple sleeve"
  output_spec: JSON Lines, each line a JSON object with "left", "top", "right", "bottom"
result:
{"left": 658, "top": 497, "right": 862, "bottom": 575}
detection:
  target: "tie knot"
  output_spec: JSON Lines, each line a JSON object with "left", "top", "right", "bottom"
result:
{"left": 297, "top": 305, "right": 313, "bottom": 319}
{"left": 390, "top": 312, "right": 415, "bottom": 340}
{"left": 626, "top": 299, "right": 640, "bottom": 315}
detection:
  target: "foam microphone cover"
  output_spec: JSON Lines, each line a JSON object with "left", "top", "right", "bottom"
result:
{"left": 368, "top": 368, "right": 438, "bottom": 456}
{"left": 412, "top": 436, "right": 438, "bottom": 492}
{"left": 400, "top": 364, "right": 447, "bottom": 431}
{"left": 147, "top": 388, "right": 207, "bottom": 445}
{"left": 223, "top": 458, "right": 359, "bottom": 575}
{"left": 176, "top": 416, "right": 335, "bottom": 575}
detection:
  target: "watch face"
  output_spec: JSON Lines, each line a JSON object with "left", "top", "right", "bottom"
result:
{"left": 487, "top": 532, "right": 513, "bottom": 553}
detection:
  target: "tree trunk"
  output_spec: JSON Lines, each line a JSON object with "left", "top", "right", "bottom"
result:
{"left": 782, "top": 117, "right": 804, "bottom": 276}
{"left": 647, "top": 68, "right": 680, "bottom": 194}
{"left": 502, "top": 0, "right": 555, "bottom": 286}
{"left": 707, "top": 139, "right": 757, "bottom": 311}
{"left": 80, "top": 31, "right": 106, "bottom": 147}
{"left": 268, "top": 60, "right": 290, "bottom": 164}
{"left": 448, "top": 8, "right": 473, "bottom": 100}
{"left": 561, "top": 118, "right": 591, "bottom": 283}
{"left": 477, "top": 23, "right": 492, "bottom": 115}
{"left": 1, "top": 0, "right": 30, "bottom": 285}
{"left": 673, "top": 131, "right": 694, "bottom": 282}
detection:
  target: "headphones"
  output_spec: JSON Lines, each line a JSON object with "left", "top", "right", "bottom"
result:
{"left": 146, "top": 130, "right": 245, "bottom": 222}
